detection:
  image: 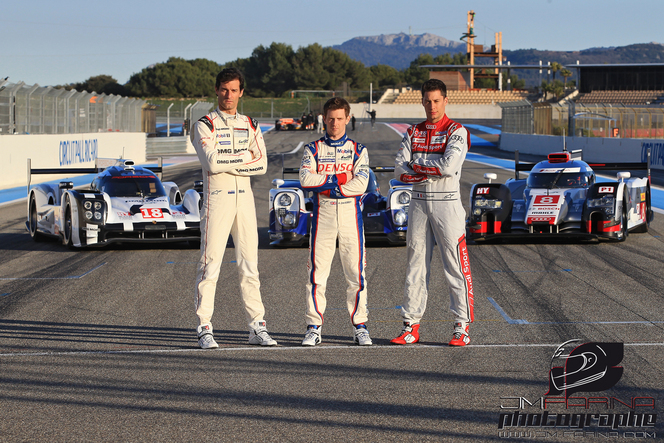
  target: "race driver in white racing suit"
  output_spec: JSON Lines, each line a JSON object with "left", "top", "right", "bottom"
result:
{"left": 191, "top": 68, "right": 277, "bottom": 349}
{"left": 391, "top": 79, "right": 475, "bottom": 347}
{"left": 299, "top": 97, "right": 372, "bottom": 346}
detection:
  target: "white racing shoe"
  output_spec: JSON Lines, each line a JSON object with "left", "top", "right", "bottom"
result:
{"left": 353, "top": 324, "right": 373, "bottom": 346}
{"left": 248, "top": 321, "right": 278, "bottom": 346}
{"left": 197, "top": 324, "right": 219, "bottom": 349}
{"left": 302, "top": 326, "right": 321, "bottom": 346}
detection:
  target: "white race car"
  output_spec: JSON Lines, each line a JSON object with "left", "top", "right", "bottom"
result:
{"left": 27, "top": 159, "right": 202, "bottom": 248}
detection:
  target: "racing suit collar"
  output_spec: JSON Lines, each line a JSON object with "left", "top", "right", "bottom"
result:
{"left": 323, "top": 132, "right": 348, "bottom": 147}
{"left": 425, "top": 114, "right": 449, "bottom": 129}
{"left": 215, "top": 108, "right": 238, "bottom": 121}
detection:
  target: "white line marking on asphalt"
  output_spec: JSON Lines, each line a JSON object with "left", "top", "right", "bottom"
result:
{"left": 2, "top": 341, "right": 663, "bottom": 358}
{"left": 286, "top": 142, "right": 304, "bottom": 155}
{"left": 0, "top": 262, "right": 107, "bottom": 281}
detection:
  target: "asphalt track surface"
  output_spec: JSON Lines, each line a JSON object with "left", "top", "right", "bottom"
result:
{"left": 1, "top": 121, "right": 663, "bottom": 442}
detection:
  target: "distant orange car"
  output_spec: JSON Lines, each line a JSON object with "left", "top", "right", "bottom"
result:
{"left": 275, "top": 117, "right": 303, "bottom": 131}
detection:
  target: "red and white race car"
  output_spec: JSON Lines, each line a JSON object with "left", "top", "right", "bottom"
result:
{"left": 468, "top": 150, "right": 653, "bottom": 242}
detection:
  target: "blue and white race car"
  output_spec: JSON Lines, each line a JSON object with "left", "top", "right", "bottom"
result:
{"left": 268, "top": 167, "right": 412, "bottom": 246}
{"left": 27, "top": 159, "right": 202, "bottom": 248}
{"left": 467, "top": 151, "right": 653, "bottom": 241}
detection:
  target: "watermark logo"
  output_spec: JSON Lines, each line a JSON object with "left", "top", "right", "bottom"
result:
{"left": 546, "top": 340, "right": 623, "bottom": 398}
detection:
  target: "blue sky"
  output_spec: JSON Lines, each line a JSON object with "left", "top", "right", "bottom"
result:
{"left": 2, "top": 0, "right": 662, "bottom": 87}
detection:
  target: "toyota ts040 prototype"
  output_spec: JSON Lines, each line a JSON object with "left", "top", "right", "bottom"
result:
{"left": 467, "top": 150, "right": 653, "bottom": 242}
{"left": 27, "top": 159, "right": 202, "bottom": 247}
{"left": 269, "top": 167, "right": 412, "bottom": 246}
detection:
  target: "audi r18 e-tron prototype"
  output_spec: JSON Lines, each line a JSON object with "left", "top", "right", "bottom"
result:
{"left": 467, "top": 151, "right": 653, "bottom": 242}
{"left": 27, "top": 159, "right": 202, "bottom": 248}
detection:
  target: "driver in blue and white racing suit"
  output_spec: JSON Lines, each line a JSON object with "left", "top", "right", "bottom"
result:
{"left": 298, "top": 97, "right": 372, "bottom": 347}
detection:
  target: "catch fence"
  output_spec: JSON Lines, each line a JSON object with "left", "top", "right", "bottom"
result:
{"left": 0, "top": 79, "right": 146, "bottom": 135}
{"left": 500, "top": 100, "right": 664, "bottom": 139}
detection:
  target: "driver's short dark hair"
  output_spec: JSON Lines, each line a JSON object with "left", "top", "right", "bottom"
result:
{"left": 421, "top": 79, "right": 447, "bottom": 97}
{"left": 216, "top": 68, "right": 245, "bottom": 91}
{"left": 323, "top": 97, "right": 351, "bottom": 118}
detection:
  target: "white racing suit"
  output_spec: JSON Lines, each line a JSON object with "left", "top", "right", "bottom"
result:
{"left": 191, "top": 108, "right": 268, "bottom": 327}
{"left": 299, "top": 133, "right": 370, "bottom": 326}
{"left": 395, "top": 115, "right": 475, "bottom": 326}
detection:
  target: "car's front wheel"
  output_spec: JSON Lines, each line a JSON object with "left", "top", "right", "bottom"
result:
{"left": 617, "top": 202, "right": 628, "bottom": 242}
{"left": 63, "top": 199, "right": 74, "bottom": 247}
{"left": 28, "top": 194, "right": 44, "bottom": 241}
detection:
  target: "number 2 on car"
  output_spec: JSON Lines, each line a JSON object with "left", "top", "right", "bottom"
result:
{"left": 140, "top": 208, "right": 164, "bottom": 218}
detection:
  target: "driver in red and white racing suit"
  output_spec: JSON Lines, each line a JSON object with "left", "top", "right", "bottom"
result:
{"left": 191, "top": 68, "right": 276, "bottom": 349}
{"left": 391, "top": 79, "right": 475, "bottom": 347}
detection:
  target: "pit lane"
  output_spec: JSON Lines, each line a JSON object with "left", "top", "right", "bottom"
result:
{"left": 0, "top": 121, "right": 662, "bottom": 441}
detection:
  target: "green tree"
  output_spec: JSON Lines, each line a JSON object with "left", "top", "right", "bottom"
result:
{"left": 369, "top": 64, "right": 403, "bottom": 89}
{"left": 292, "top": 44, "right": 331, "bottom": 90}
{"left": 126, "top": 57, "right": 222, "bottom": 97}
{"left": 550, "top": 62, "right": 563, "bottom": 82}
{"left": 403, "top": 54, "right": 435, "bottom": 89}
{"left": 71, "top": 75, "right": 127, "bottom": 95}
{"left": 236, "top": 42, "right": 296, "bottom": 97}
{"left": 560, "top": 68, "right": 573, "bottom": 89}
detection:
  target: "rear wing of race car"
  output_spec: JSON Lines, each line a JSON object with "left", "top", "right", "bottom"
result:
{"left": 26, "top": 157, "right": 164, "bottom": 195}
{"left": 281, "top": 166, "right": 395, "bottom": 178}
{"left": 514, "top": 148, "right": 652, "bottom": 183}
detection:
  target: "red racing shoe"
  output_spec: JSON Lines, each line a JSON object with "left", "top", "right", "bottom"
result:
{"left": 448, "top": 322, "right": 470, "bottom": 346}
{"left": 390, "top": 322, "right": 420, "bottom": 345}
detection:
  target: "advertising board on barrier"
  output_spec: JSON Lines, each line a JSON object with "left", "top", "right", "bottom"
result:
{"left": 59, "top": 138, "right": 98, "bottom": 166}
{"left": 0, "top": 132, "right": 147, "bottom": 190}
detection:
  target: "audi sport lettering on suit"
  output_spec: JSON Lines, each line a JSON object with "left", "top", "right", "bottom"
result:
{"left": 299, "top": 133, "right": 370, "bottom": 332}
{"left": 191, "top": 108, "right": 269, "bottom": 340}
{"left": 393, "top": 114, "right": 475, "bottom": 345}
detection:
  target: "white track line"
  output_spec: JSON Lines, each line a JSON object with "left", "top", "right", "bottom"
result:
{"left": 1, "top": 342, "right": 662, "bottom": 358}
{"left": 286, "top": 141, "right": 304, "bottom": 155}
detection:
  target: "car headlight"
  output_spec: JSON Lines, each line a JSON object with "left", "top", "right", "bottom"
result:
{"left": 84, "top": 201, "right": 92, "bottom": 210}
{"left": 94, "top": 202, "right": 102, "bottom": 210}
{"left": 85, "top": 211, "right": 93, "bottom": 220}
{"left": 474, "top": 198, "right": 502, "bottom": 209}
{"left": 588, "top": 195, "right": 614, "bottom": 208}
{"left": 394, "top": 209, "right": 407, "bottom": 226}
{"left": 94, "top": 212, "right": 102, "bottom": 220}
{"left": 397, "top": 191, "right": 411, "bottom": 205}
{"left": 277, "top": 208, "right": 298, "bottom": 228}
{"left": 278, "top": 193, "right": 292, "bottom": 206}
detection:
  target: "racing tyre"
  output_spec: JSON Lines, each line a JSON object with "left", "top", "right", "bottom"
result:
{"left": 617, "top": 203, "right": 628, "bottom": 242}
{"left": 63, "top": 201, "right": 74, "bottom": 247}
{"left": 632, "top": 188, "right": 650, "bottom": 234}
{"left": 28, "top": 194, "right": 44, "bottom": 241}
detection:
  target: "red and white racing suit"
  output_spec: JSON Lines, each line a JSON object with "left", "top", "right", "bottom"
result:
{"left": 299, "top": 133, "right": 370, "bottom": 326}
{"left": 191, "top": 108, "right": 268, "bottom": 327}
{"left": 395, "top": 115, "right": 474, "bottom": 326}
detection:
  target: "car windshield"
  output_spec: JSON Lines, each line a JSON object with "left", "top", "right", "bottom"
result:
{"left": 99, "top": 175, "right": 166, "bottom": 197}
{"left": 527, "top": 171, "right": 593, "bottom": 189}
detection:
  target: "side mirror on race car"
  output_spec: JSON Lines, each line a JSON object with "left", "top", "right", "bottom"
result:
{"left": 617, "top": 172, "right": 630, "bottom": 181}
{"left": 272, "top": 179, "right": 285, "bottom": 188}
{"left": 59, "top": 181, "right": 74, "bottom": 189}
{"left": 484, "top": 173, "right": 497, "bottom": 183}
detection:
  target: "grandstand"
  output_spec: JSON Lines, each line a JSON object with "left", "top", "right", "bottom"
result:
{"left": 390, "top": 88, "right": 529, "bottom": 105}
{"left": 575, "top": 90, "right": 664, "bottom": 105}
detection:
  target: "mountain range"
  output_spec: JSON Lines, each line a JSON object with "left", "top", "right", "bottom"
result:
{"left": 332, "top": 33, "right": 466, "bottom": 69}
{"left": 332, "top": 33, "right": 664, "bottom": 85}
